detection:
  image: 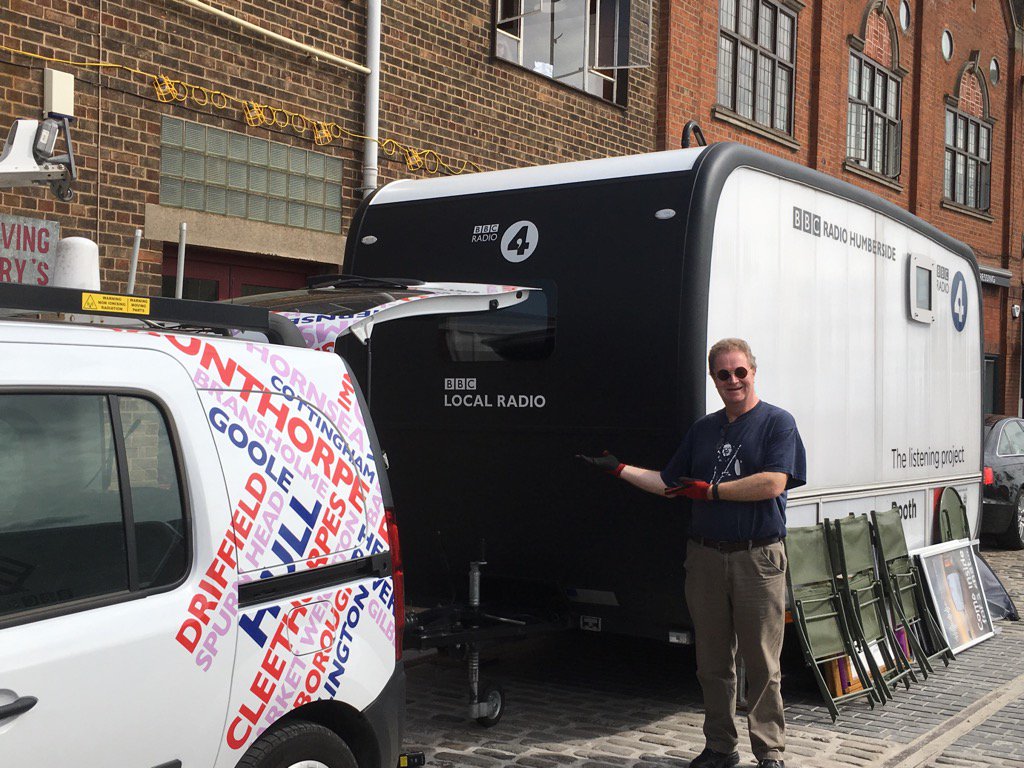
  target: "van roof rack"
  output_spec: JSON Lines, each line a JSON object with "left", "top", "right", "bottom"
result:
{"left": 0, "top": 282, "right": 282, "bottom": 337}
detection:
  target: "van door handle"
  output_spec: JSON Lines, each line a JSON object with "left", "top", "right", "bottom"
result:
{"left": 0, "top": 695, "right": 38, "bottom": 719}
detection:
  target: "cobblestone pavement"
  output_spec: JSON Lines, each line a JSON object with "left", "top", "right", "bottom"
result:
{"left": 402, "top": 546, "right": 1024, "bottom": 768}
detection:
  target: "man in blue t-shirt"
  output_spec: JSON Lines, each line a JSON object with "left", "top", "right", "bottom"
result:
{"left": 579, "top": 338, "right": 805, "bottom": 768}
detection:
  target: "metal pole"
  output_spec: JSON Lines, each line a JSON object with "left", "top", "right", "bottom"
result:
{"left": 126, "top": 228, "right": 142, "bottom": 294}
{"left": 467, "top": 559, "right": 482, "bottom": 710}
{"left": 175, "top": 0, "right": 369, "bottom": 74}
{"left": 361, "top": 0, "right": 381, "bottom": 197}
{"left": 174, "top": 222, "right": 187, "bottom": 299}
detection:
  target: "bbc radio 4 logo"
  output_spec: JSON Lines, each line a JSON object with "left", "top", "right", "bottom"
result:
{"left": 793, "top": 206, "right": 821, "bottom": 237}
{"left": 472, "top": 224, "right": 500, "bottom": 243}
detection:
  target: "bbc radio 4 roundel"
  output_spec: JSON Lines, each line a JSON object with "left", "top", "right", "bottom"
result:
{"left": 501, "top": 220, "right": 539, "bottom": 263}
{"left": 951, "top": 271, "right": 967, "bottom": 332}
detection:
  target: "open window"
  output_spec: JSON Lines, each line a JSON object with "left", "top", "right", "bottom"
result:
{"left": 495, "top": 0, "right": 652, "bottom": 106}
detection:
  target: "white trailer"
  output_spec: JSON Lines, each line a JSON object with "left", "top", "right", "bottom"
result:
{"left": 342, "top": 142, "right": 983, "bottom": 641}
{"left": 707, "top": 163, "right": 981, "bottom": 550}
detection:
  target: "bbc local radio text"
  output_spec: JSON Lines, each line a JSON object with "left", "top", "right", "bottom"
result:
{"left": 444, "top": 377, "right": 546, "bottom": 408}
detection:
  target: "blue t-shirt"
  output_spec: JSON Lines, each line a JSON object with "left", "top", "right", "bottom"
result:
{"left": 660, "top": 400, "right": 806, "bottom": 541}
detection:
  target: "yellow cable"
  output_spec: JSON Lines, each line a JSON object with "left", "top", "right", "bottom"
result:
{"left": 0, "top": 42, "right": 148, "bottom": 78}
{"left": 0, "top": 42, "right": 482, "bottom": 175}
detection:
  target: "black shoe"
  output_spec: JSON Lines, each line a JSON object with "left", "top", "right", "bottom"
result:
{"left": 690, "top": 748, "right": 740, "bottom": 768}
{"left": 756, "top": 760, "right": 785, "bottom": 768}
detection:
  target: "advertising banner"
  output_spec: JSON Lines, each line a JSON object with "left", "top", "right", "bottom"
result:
{"left": 0, "top": 214, "right": 58, "bottom": 285}
{"left": 917, "top": 540, "right": 994, "bottom": 654}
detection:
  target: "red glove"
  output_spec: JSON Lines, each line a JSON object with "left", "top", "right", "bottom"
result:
{"left": 576, "top": 451, "right": 625, "bottom": 477}
{"left": 666, "top": 478, "right": 711, "bottom": 500}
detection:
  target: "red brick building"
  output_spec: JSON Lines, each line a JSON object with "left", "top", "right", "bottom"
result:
{"left": 1, "top": 0, "right": 1022, "bottom": 412}
{"left": 0, "top": 0, "right": 659, "bottom": 301}
{"left": 660, "top": 0, "right": 1024, "bottom": 413}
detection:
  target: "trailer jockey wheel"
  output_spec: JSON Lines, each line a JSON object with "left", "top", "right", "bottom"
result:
{"left": 475, "top": 682, "right": 505, "bottom": 727}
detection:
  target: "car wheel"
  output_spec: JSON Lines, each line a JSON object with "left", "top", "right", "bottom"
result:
{"left": 998, "top": 491, "right": 1024, "bottom": 550}
{"left": 235, "top": 721, "right": 358, "bottom": 768}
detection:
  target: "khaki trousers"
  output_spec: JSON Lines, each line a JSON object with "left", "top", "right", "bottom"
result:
{"left": 684, "top": 539, "right": 787, "bottom": 761}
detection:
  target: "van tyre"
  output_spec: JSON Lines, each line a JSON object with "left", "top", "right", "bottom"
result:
{"left": 999, "top": 491, "right": 1024, "bottom": 550}
{"left": 475, "top": 682, "right": 505, "bottom": 727}
{"left": 236, "top": 720, "right": 358, "bottom": 768}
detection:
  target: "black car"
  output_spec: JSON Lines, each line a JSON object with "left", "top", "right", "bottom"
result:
{"left": 982, "top": 415, "right": 1024, "bottom": 549}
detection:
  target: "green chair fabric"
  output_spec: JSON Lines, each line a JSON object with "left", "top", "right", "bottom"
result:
{"left": 830, "top": 514, "right": 917, "bottom": 702}
{"left": 873, "top": 508, "right": 918, "bottom": 622}
{"left": 938, "top": 487, "right": 970, "bottom": 542}
{"left": 871, "top": 506, "right": 953, "bottom": 673}
{"left": 785, "top": 523, "right": 878, "bottom": 721}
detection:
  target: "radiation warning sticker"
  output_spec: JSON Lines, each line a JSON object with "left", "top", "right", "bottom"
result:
{"left": 81, "top": 292, "right": 151, "bottom": 315}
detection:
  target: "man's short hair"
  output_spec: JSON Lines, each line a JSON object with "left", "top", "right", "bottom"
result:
{"left": 708, "top": 338, "right": 757, "bottom": 373}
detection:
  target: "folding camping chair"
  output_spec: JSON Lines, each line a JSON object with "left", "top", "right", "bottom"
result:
{"left": 870, "top": 506, "right": 954, "bottom": 676}
{"left": 938, "top": 487, "right": 971, "bottom": 542}
{"left": 829, "top": 515, "right": 917, "bottom": 702}
{"left": 785, "top": 523, "right": 878, "bottom": 722}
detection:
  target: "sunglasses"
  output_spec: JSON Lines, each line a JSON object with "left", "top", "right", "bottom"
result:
{"left": 715, "top": 367, "right": 749, "bottom": 381}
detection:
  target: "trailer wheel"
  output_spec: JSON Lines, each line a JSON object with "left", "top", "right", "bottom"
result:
{"left": 235, "top": 720, "right": 357, "bottom": 768}
{"left": 999, "top": 491, "right": 1024, "bottom": 550}
{"left": 475, "top": 682, "right": 505, "bottom": 727}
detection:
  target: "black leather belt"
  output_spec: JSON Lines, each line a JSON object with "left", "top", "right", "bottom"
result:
{"left": 690, "top": 536, "right": 782, "bottom": 552}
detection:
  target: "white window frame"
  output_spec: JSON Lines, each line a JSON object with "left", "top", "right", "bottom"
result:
{"left": 494, "top": 0, "right": 651, "bottom": 105}
{"left": 846, "top": 51, "right": 902, "bottom": 179}
{"left": 943, "top": 106, "right": 992, "bottom": 212}
{"left": 909, "top": 253, "right": 935, "bottom": 324}
{"left": 716, "top": 0, "right": 798, "bottom": 135}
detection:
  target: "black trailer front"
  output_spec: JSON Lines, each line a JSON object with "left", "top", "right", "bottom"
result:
{"left": 343, "top": 153, "right": 708, "bottom": 643}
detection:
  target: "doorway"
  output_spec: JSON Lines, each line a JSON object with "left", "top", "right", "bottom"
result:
{"left": 161, "top": 244, "right": 329, "bottom": 300}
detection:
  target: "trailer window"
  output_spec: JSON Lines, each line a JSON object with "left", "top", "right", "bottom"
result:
{"left": 439, "top": 284, "right": 555, "bottom": 362}
{"left": 915, "top": 267, "right": 931, "bottom": 310}
{"left": 909, "top": 254, "right": 935, "bottom": 323}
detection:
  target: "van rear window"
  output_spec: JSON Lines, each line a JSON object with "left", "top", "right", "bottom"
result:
{"left": 439, "top": 284, "right": 555, "bottom": 362}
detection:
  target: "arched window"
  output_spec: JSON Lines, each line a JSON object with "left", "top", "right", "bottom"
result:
{"left": 944, "top": 60, "right": 992, "bottom": 211}
{"left": 846, "top": 3, "right": 903, "bottom": 179}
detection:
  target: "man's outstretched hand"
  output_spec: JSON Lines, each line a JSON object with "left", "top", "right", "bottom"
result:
{"left": 576, "top": 451, "right": 624, "bottom": 477}
{"left": 665, "top": 478, "right": 711, "bottom": 500}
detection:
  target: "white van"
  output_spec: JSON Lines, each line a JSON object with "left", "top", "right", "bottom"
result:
{"left": 0, "top": 280, "right": 527, "bottom": 766}
{"left": 339, "top": 142, "right": 984, "bottom": 643}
